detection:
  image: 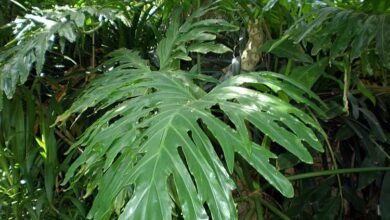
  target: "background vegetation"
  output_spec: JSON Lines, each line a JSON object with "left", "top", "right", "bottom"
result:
{"left": 0, "top": 0, "right": 389, "bottom": 219}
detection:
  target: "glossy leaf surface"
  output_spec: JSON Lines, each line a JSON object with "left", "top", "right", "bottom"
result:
{"left": 59, "top": 48, "right": 326, "bottom": 219}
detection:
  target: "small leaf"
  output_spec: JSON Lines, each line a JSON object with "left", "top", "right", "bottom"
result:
{"left": 359, "top": 108, "right": 386, "bottom": 142}
{"left": 58, "top": 22, "right": 77, "bottom": 42}
{"left": 356, "top": 79, "right": 375, "bottom": 105}
{"left": 74, "top": 12, "right": 86, "bottom": 27}
{"left": 290, "top": 58, "right": 328, "bottom": 89}
{"left": 177, "top": 31, "right": 216, "bottom": 43}
{"left": 277, "top": 153, "right": 300, "bottom": 170}
{"left": 263, "top": 0, "right": 279, "bottom": 12}
{"left": 262, "top": 39, "right": 313, "bottom": 63}
{"left": 188, "top": 42, "right": 231, "bottom": 54}
{"left": 101, "top": 48, "right": 150, "bottom": 71}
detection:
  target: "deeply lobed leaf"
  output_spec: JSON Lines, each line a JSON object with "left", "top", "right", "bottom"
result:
{"left": 59, "top": 47, "right": 327, "bottom": 219}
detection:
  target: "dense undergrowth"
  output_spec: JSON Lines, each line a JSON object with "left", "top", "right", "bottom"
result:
{"left": 0, "top": 0, "right": 389, "bottom": 219}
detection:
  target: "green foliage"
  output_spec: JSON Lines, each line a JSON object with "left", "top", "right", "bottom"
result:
{"left": 57, "top": 6, "right": 327, "bottom": 218}
{"left": 0, "top": 90, "right": 85, "bottom": 219}
{"left": 156, "top": 5, "right": 237, "bottom": 70}
{"left": 284, "top": 6, "right": 390, "bottom": 72}
{"left": 262, "top": 39, "right": 313, "bottom": 63}
{"left": 59, "top": 54, "right": 326, "bottom": 219}
{"left": 0, "top": 91, "right": 37, "bottom": 218}
{"left": 0, "top": 0, "right": 389, "bottom": 219}
{"left": 0, "top": 5, "right": 129, "bottom": 106}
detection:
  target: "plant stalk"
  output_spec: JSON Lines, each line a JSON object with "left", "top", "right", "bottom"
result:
{"left": 251, "top": 167, "right": 390, "bottom": 195}
{"left": 258, "top": 197, "right": 290, "bottom": 220}
{"left": 287, "top": 167, "right": 390, "bottom": 181}
{"left": 196, "top": 0, "right": 202, "bottom": 74}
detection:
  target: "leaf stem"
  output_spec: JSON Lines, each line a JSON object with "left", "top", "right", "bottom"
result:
{"left": 325, "top": 139, "right": 344, "bottom": 208}
{"left": 249, "top": 167, "right": 390, "bottom": 196}
{"left": 284, "top": 59, "right": 292, "bottom": 75}
{"left": 287, "top": 167, "right": 390, "bottom": 181}
{"left": 196, "top": 0, "right": 202, "bottom": 74}
{"left": 258, "top": 197, "right": 290, "bottom": 220}
{"left": 342, "top": 57, "right": 351, "bottom": 115}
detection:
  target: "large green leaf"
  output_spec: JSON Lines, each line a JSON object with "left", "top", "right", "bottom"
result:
{"left": 58, "top": 46, "right": 326, "bottom": 219}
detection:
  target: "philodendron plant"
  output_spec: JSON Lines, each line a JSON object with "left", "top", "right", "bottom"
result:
{"left": 57, "top": 5, "right": 327, "bottom": 220}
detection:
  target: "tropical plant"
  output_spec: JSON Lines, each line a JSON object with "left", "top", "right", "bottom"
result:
{"left": 1, "top": 0, "right": 390, "bottom": 219}
{"left": 262, "top": 0, "right": 390, "bottom": 218}
{"left": 0, "top": 5, "right": 133, "bottom": 107}
{"left": 55, "top": 5, "right": 329, "bottom": 219}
